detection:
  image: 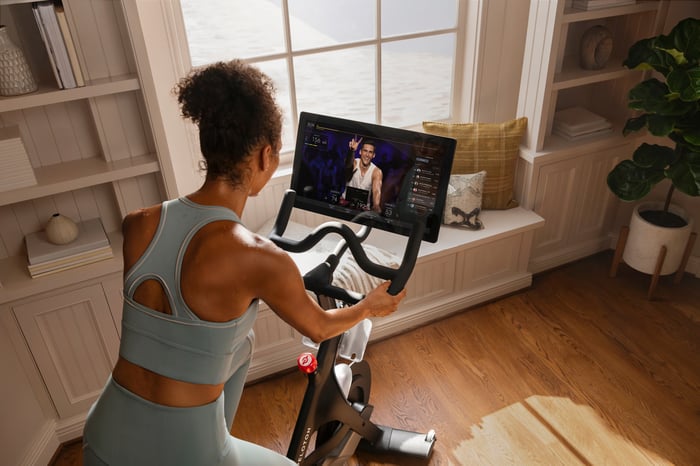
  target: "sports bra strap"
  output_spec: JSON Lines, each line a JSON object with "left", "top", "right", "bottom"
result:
{"left": 123, "top": 197, "right": 243, "bottom": 320}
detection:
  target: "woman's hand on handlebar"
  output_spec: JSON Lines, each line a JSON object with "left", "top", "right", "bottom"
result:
{"left": 362, "top": 281, "right": 407, "bottom": 318}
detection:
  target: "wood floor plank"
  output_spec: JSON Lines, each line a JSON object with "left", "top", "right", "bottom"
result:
{"left": 523, "top": 396, "right": 672, "bottom": 465}
{"left": 453, "top": 401, "right": 585, "bottom": 466}
{"left": 522, "top": 281, "right": 700, "bottom": 464}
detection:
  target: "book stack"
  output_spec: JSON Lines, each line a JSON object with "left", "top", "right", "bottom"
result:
{"left": 32, "top": 0, "right": 85, "bottom": 89}
{"left": 0, "top": 126, "right": 37, "bottom": 193}
{"left": 553, "top": 107, "right": 613, "bottom": 141}
{"left": 572, "top": 0, "right": 636, "bottom": 11}
{"left": 25, "top": 218, "right": 113, "bottom": 278}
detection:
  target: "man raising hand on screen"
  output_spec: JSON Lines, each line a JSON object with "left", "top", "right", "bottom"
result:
{"left": 344, "top": 136, "right": 382, "bottom": 212}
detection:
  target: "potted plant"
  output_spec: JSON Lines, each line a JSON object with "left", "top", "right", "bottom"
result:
{"left": 607, "top": 17, "right": 699, "bottom": 276}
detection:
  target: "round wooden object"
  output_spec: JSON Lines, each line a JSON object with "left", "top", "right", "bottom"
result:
{"left": 579, "top": 25, "right": 613, "bottom": 70}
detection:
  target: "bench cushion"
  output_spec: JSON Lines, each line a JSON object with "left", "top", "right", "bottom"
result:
{"left": 422, "top": 117, "right": 527, "bottom": 210}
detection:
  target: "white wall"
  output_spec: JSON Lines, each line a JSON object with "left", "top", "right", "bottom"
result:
{"left": 472, "top": 0, "right": 530, "bottom": 122}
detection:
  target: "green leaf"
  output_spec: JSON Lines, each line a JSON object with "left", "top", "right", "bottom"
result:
{"left": 623, "top": 115, "right": 647, "bottom": 135}
{"left": 623, "top": 38, "right": 673, "bottom": 74}
{"left": 657, "top": 18, "right": 700, "bottom": 61}
{"left": 680, "top": 127, "right": 700, "bottom": 148}
{"left": 667, "top": 68, "right": 700, "bottom": 102}
{"left": 628, "top": 79, "right": 691, "bottom": 115}
{"left": 607, "top": 159, "right": 664, "bottom": 201}
{"left": 627, "top": 79, "right": 668, "bottom": 111}
{"left": 675, "top": 113, "right": 700, "bottom": 148}
{"left": 666, "top": 160, "right": 700, "bottom": 196}
{"left": 632, "top": 143, "right": 675, "bottom": 169}
{"left": 646, "top": 114, "right": 676, "bottom": 136}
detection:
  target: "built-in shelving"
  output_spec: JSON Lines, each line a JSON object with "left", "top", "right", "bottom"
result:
{"left": 518, "top": 0, "right": 665, "bottom": 155}
{"left": 562, "top": 1, "right": 661, "bottom": 23}
{"left": 0, "top": 231, "right": 124, "bottom": 304}
{"left": 0, "top": 154, "right": 159, "bottom": 206}
{"left": 553, "top": 56, "right": 642, "bottom": 90}
{"left": 0, "top": 0, "right": 166, "bottom": 296}
{"left": 0, "top": 75, "right": 140, "bottom": 112}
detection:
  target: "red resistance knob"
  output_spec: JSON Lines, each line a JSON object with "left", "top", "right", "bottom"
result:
{"left": 297, "top": 352, "right": 318, "bottom": 374}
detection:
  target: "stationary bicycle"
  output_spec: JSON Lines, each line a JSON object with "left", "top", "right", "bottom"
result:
{"left": 269, "top": 189, "right": 437, "bottom": 465}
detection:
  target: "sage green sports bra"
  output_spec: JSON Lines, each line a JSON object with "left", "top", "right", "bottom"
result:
{"left": 119, "top": 198, "right": 257, "bottom": 385}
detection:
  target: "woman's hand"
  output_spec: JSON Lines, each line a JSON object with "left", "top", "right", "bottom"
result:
{"left": 362, "top": 281, "right": 406, "bottom": 317}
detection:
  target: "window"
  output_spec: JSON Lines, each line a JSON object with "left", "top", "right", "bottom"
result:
{"left": 180, "top": 0, "right": 462, "bottom": 156}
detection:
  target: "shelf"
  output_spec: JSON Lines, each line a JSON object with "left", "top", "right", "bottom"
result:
{"left": 553, "top": 55, "right": 641, "bottom": 90}
{"left": 0, "top": 154, "right": 160, "bottom": 206}
{"left": 0, "top": 230, "right": 123, "bottom": 304}
{"left": 520, "top": 121, "right": 646, "bottom": 164}
{"left": 544, "top": 123, "right": 627, "bottom": 153}
{"left": 562, "top": 1, "right": 661, "bottom": 23}
{"left": 0, "top": 74, "right": 140, "bottom": 112}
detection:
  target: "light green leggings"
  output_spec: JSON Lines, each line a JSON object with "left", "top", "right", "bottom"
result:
{"left": 82, "top": 375, "right": 294, "bottom": 465}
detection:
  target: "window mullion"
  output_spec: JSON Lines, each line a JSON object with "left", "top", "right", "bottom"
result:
{"left": 281, "top": 0, "right": 299, "bottom": 133}
{"left": 376, "top": 0, "right": 382, "bottom": 124}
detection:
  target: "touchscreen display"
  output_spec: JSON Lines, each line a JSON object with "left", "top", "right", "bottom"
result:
{"left": 290, "top": 112, "right": 455, "bottom": 242}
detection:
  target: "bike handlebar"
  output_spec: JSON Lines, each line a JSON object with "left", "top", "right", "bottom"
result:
{"left": 268, "top": 190, "right": 424, "bottom": 297}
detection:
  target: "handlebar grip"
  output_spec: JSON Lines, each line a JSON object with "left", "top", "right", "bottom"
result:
{"left": 388, "top": 268, "right": 412, "bottom": 296}
{"left": 387, "top": 221, "right": 424, "bottom": 295}
{"left": 272, "top": 189, "right": 296, "bottom": 236}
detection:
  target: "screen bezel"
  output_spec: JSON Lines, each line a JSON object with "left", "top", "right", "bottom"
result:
{"left": 289, "top": 112, "right": 456, "bottom": 243}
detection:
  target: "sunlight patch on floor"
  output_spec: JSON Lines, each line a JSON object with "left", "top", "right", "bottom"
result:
{"left": 452, "top": 396, "right": 671, "bottom": 465}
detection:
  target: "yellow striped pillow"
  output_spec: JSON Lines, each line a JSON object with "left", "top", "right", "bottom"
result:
{"left": 423, "top": 117, "right": 527, "bottom": 210}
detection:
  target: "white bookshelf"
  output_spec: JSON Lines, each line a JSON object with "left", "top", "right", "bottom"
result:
{"left": 519, "top": 0, "right": 667, "bottom": 155}
{"left": 0, "top": 0, "right": 172, "bottom": 303}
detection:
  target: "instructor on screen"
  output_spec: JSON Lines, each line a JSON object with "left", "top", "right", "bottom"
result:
{"left": 343, "top": 136, "right": 383, "bottom": 212}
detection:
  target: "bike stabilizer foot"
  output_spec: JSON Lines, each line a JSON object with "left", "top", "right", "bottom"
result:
{"left": 359, "top": 426, "right": 436, "bottom": 458}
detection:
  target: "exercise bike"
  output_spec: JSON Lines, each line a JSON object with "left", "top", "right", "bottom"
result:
{"left": 269, "top": 189, "right": 437, "bottom": 465}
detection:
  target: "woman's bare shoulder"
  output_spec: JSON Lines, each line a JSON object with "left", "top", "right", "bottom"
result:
{"left": 122, "top": 205, "right": 163, "bottom": 268}
{"left": 208, "top": 222, "right": 287, "bottom": 264}
{"left": 123, "top": 204, "right": 161, "bottom": 232}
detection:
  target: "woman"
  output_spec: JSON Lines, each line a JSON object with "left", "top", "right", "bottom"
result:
{"left": 82, "top": 60, "right": 405, "bottom": 465}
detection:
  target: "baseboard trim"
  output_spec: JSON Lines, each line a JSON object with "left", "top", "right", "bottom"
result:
{"left": 20, "top": 419, "right": 60, "bottom": 466}
{"left": 55, "top": 412, "right": 87, "bottom": 443}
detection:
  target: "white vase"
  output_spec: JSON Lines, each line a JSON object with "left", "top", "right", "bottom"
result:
{"left": 0, "top": 25, "right": 38, "bottom": 96}
{"left": 45, "top": 213, "right": 79, "bottom": 245}
{"left": 622, "top": 202, "right": 694, "bottom": 276}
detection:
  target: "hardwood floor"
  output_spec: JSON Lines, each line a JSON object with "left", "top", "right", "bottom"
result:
{"left": 51, "top": 251, "right": 700, "bottom": 465}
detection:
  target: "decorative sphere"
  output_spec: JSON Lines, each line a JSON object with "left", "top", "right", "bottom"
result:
{"left": 45, "top": 213, "right": 79, "bottom": 245}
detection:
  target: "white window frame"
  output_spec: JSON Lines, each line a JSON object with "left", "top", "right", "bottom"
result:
{"left": 231, "top": 1, "right": 469, "bottom": 133}
{"left": 122, "top": 0, "right": 485, "bottom": 195}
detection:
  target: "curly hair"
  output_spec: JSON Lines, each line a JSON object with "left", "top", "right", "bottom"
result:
{"left": 175, "top": 60, "right": 283, "bottom": 186}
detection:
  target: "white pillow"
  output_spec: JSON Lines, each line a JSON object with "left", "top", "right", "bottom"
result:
{"left": 443, "top": 171, "right": 486, "bottom": 230}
